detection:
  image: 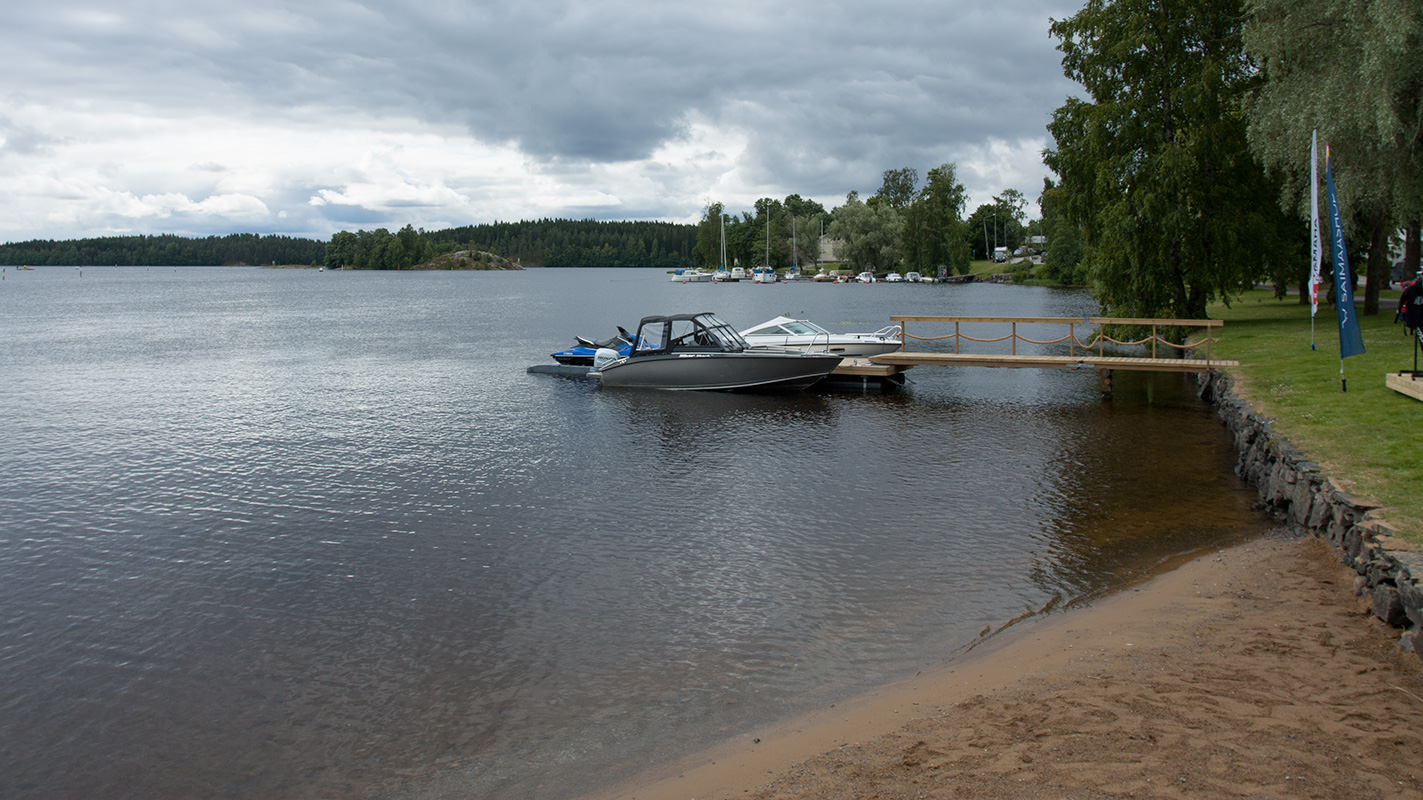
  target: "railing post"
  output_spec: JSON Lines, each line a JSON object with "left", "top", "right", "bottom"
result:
{"left": 1070, "top": 322, "right": 1075, "bottom": 357}
{"left": 901, "top": 319, "right": 907, "bottom": 352}
{"left": 955, "top": 321, "right": 961, "bottom": 354}
{"left": 1011, "top": 322, "right": 1017, "bottom": 355}
{"left": 1152, "top": 324, "right": 1158, "bottom": 359}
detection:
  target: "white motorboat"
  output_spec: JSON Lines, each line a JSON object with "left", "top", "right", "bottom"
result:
{"left": 739, "top": 316, "right": 903, "bottom": 356}
{"left": 885, "top": 272, "right": 904, "bottom": 282}
{"left": 730, "top": 267, "right": 747, "bottom": 280}
{"left": 857, "top": 271, "right": 876, "bottom": 283}
{"left": 751, "top": 267, "right": 777, "bottom": 283}
{"left": 590, "top": 312, "right": 843, "bottom": 391}
{"left": 905, "top": 271, "right": 922, "bottom": 282}
{"left": 670, "top": 269, "right": 712, "bottom": 282}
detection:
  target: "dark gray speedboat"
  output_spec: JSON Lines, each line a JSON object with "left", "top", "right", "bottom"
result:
{"left": 589, "top": 312, "right": 844, "bottom": 391}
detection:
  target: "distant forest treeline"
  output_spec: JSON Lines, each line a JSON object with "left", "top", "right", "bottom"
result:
{"left": 326, "top": 219, "right": 698, "bottom": 269}
{"left": 430, "top": 219, "right": 696, "bottom": 268}
{"left": 0, "top": 220, "right": 700, "bottom": 268}
{"left": 0, "top": 233, "right": 326, "bottom": 267}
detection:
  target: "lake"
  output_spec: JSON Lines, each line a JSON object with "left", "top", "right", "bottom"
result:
{"left": 0, "top": 266, "right": 1272, "bottom": 799}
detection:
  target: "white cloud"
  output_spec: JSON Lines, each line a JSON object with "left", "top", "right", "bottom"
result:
{"left": 0, "top": 0, "right": 1082, "bottom": 241}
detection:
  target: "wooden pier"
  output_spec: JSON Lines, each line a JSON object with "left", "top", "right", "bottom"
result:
{"left": 861, "top": 315, "right": 1239, "bottom": 394}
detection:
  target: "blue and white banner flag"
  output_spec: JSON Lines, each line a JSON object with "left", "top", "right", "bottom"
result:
{"left": 1324, "top": 144, "right": 1366, "bottom": 359}
{"left": 1309, "top": 130, "right": 1321, "bottom": 318}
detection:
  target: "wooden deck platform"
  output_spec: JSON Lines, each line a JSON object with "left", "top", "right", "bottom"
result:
{"left": 832, "top": 357, "right": 908, "bottom": 377}
{"left": 1387, "top": 372, "right": 1423, "bottom": 402}
{"left": 828, "top": 357, "right": 910, "bottom": 389}
{"left": 869, "top": 351, "right": 1238, "bottom": 373}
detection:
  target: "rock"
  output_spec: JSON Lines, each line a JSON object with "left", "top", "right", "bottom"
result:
{"left": 1373, "top": 584, "right": 1408, "bottom": 628}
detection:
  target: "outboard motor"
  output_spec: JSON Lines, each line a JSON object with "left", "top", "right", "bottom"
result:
{"left": 591, "top": 347, "right": 621, "bottom": 372}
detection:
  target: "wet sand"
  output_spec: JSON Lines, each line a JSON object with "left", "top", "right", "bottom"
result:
{"left": 587, "top": 534, "right": 1423, "bottom": 799}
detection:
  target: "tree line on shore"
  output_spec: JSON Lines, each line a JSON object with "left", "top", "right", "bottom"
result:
{"left": 0, "top": 233, "right": 326, "bottom": 267}
{"left": 691, "top": 172, "right": 1042, "bottom": 280}
{"left": 322, "top": 219, "right": 700, "bottom": 270}
{"left": 0, "top": 222, "right": 701, "bottom": 270}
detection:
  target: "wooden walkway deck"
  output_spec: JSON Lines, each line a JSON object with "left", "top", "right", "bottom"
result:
{"left": 1387, "top": 372, "right": 1423, "bottom": 402}
{"left": 856, "top": 315, "right": 1240, "bottom": 394}
{"left": 868, "top": 351, "right": 1236, "bottom": 373}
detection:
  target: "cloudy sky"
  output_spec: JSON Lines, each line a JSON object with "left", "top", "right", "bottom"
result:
{"left": 0, "top": 0, "right": 1083, "bottom": 243}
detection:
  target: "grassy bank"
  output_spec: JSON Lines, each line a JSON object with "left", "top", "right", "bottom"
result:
{"left": 1210, "top": 289, "right": 1421, "bottom": 544}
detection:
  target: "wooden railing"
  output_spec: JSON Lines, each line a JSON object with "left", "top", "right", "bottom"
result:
{"left": 890, "top": 315, "right": 1226, "bottom": 364}
{"left": 865, "top": 314, "right": 1235, "bottom": 372}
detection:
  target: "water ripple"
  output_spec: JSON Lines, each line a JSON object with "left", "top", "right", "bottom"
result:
{"left": 0, "top": 268, "right": 1270, "bottom": 799}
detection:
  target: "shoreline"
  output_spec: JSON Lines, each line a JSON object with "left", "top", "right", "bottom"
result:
{"left": 579, "top": 366, "right": 1423, "bottom": 799}
{"left": 586, "top": 533, "right": 1423, "bottom": 799}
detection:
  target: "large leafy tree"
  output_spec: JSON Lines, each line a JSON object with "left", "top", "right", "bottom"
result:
{"left": 902, "top": 163, "right": 972, "bottom": 275}
{"left": 1040, "top": 178, "right": 1087, "bottom": 284}
{"left": 965, "top": 189, "right": 1031, "bottom": 261}
{"left": 693, "top": 202, "right": 727, "bottom": 268}
{"left": 829, "top": 192, "right": 904, "bottom": 271}
{"left": 1044, "top": 0, "right": 1295, "bottom": 319}
{"left": 1243, "top": 0, "right": 1423, "bottom": 314}
{"left": 871, "top": 168, "right": 919, "bottom": 210}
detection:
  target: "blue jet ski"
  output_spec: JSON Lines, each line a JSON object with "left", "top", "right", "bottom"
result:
{"left": 551, "top": 326, "right": 637, "bottom": 366}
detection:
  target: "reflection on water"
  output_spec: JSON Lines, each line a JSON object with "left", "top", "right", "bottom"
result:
{"left": 0, "top": 268, "right": 1270, "bottom": 799}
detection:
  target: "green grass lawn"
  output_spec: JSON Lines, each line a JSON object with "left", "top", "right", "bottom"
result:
{"left": 1210, "top": 289, "right": 1421, "bottom": 543}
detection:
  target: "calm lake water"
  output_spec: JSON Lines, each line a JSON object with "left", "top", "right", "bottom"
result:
{"left": 0, "top": 266, "right": 1272, "bottom": 799}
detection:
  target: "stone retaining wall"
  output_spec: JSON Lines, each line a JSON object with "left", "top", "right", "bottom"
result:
{"left": 1197, "top": 371, "right": 1423, "bottom": 659}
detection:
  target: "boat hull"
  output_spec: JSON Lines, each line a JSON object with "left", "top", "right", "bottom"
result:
{"left": 592, "top": 351, "right": 843, "bottom": 391}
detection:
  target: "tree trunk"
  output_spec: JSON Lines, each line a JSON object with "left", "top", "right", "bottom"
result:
{"left": 1406, "top": 219, "right": 1420, "bottom": 280}
{"left": 1363, "top": 206, "right": 1391, "bottom": 315}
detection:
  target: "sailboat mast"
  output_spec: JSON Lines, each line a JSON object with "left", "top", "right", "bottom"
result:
{"left": 719, "top": 214, "right": 726, "bottom": 270}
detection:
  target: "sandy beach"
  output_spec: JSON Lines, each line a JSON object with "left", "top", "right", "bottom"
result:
{"left": 588, "top": 532, "right": 1423, "bottom": 799}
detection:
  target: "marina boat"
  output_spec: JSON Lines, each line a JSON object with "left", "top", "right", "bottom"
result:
{"left": 739, "top": 316, "right": 903, "bottom": 356}
{"left": 590, "top": 312, "right": 843, "bottom": 391}
{"left": 751, "top": 266, "right": 777, "bottom": 283}
{"left": 905, "top": 271, "right": 922, "bottom": 282}
{"left": 670, "top": 269, "right": 712, "bottom": 282}
{"left": 711, "top": 268, "right": 732, "bottom": 281}
{"left": 550, "top": 327, "right": 638, "bottom": 365}
{"left": 857, "top": 271, "right": 876, "bottom": 283}
{"left": 730, "top": 267, "right": 747, "bottom": 280}
{"left": 885, "top": 272, "right": 904, "bottom": 282}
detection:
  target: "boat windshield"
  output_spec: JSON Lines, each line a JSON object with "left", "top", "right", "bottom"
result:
{"left": 632, "top": 313, "right": 750, "bottom": 353}
{"left": 678, "top": 314, "right": 748, "bottom": 350}
{"left": 778, "top": 320, "right": 827, "bottom": 336}
{"left": 744, "top": 319, "right": 828, "bottom": 337}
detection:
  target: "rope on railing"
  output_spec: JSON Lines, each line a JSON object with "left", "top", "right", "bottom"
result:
{"left": 903, "top": 330, "right": 1221, "bottom": 353}
{"left": 1071, "top": 333, "right": 1219, "bottom": 350}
